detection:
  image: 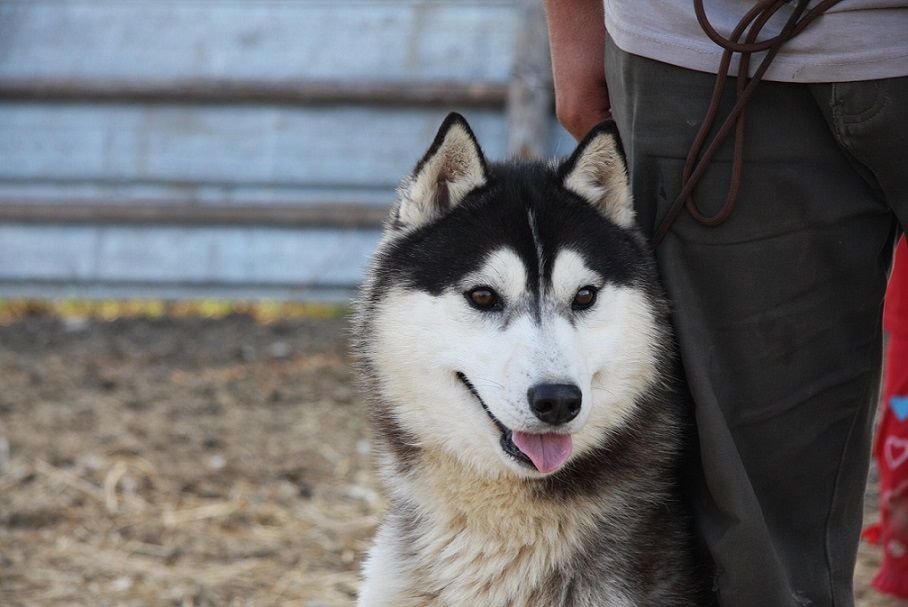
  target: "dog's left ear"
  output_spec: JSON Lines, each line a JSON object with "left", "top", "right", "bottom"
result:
{"left": 394, "top": 112, "right": 488, "bottom": 230}
{"left": 558, "top": 122, "right": 635, "bottom": 228}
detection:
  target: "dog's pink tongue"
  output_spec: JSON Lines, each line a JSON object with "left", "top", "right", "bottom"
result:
{"left": 511, "top": 432, "right": 573, "bottom": 474}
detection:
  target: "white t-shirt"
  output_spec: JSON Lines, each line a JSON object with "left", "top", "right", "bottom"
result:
{"left": 604, "top": 0, "right": 908, "bottom": 82}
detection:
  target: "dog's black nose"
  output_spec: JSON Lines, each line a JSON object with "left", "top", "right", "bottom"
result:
{"left": 527, "top": 384, "right": 582, "bottom": 425}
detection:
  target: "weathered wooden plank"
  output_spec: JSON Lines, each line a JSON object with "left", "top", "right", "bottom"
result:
{"left": 0, "top": 77, "right": 507, "bottom": 108}
{"left": 0, "top": 224, "right": 382, "bottom": 290}
{"left": 0, "top": 121, "right": 574, "bottom": 209}
{"left": 0, "top": 103, "right": 508, "bottom": 188}
{"left": 0, "top": 182, "right": 395, "bottom": 208}
{"left": 0, "top": 201, "right": 389, "bottom": 228}
{"left": 507, "top": 0, "right": 554, "bottom": 158}
{"left": 0, "top": 1, "right": 519, "bottom": 84}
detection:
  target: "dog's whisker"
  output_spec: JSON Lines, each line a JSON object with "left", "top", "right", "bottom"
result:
{"left": 472, "top": 378, "right": 505, "bottom": 390}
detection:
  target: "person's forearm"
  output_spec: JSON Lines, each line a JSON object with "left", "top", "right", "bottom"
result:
{"left": 544, "top": 0, "right": 611, "bottom": 139}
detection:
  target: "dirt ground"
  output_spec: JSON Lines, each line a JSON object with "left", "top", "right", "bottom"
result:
{"left": 0, "top": 308, "right": 897, "bottom": 606}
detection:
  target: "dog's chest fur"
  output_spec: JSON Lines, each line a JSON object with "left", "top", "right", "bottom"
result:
{"left": 375, "top": 452, "right": 636, "bottom": 607}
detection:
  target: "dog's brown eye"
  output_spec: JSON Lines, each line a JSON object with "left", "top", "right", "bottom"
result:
{"left": 467, "top": 287, "right": 499, "bottom": 311}
{"left": 572, "top": 286, "right": 597, "bottom": 310}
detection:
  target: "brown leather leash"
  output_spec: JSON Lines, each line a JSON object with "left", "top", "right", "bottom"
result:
{"left": 649, "top": 0, "right": 843, "bottom": 249}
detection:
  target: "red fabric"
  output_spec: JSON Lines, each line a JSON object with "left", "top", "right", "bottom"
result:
{"left": 886, "top": 239, "right": 908, "bottom": 338}
{"left": 869, "top": 238, "right": 908, "bottom": 599}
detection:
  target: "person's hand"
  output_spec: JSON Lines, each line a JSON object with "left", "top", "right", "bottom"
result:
{"left": 545, "top": 0, "right": 612, "bottom": 140}
{"left": 554, "top": 74, "right": 612, "bottom": 141}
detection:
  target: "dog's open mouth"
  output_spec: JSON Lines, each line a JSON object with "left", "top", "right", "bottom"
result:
{"left": 456, "top": 372, "right": 573, "bottom": 474}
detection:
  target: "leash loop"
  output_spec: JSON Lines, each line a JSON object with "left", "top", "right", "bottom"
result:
{"left": 649, "top": 0, "right": 842, "bottom": 249}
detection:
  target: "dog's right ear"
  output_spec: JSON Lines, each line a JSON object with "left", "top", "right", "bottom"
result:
{"left": 393, "top": 113, "right": 488, "bottom": 230}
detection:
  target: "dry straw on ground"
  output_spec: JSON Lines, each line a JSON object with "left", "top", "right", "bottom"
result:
{"left": 0, "top": 304, "right": 895, "bottom": 605}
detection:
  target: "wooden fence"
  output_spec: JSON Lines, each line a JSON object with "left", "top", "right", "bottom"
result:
{"left": 0, "top": 0, "right": 569, "bottom": 301}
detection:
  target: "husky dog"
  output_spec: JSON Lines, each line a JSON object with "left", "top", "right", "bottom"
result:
{"left": 353, "top": 114, "right": 707, "bottom": 606}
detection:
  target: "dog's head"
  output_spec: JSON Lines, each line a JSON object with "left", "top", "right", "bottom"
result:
{"left": 358, "top": 113, "right": 668, "bottom": 479}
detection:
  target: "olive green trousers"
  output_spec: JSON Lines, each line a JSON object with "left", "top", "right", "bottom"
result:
{"left": 605, "top": 36, "right": 908, "bottom": 607}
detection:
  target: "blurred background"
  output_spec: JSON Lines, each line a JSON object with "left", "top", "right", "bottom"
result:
{"left": 0, "top": 1, "right": 888, "bottom": 605}
{"left": 0, "top": 0, "right": 570, "bottom": 301}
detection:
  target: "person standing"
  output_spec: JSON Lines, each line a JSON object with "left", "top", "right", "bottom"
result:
{"left": 544, "top": 1, "right": 908, "bottom": 605}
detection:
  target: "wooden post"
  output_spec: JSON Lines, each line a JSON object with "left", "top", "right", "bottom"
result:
{"left": 507, "top": 0, "right": 554, "bottom": 159}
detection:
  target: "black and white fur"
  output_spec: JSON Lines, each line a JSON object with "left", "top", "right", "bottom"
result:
{"left": 353, "top": 114, "right": 708, "bottom": 606}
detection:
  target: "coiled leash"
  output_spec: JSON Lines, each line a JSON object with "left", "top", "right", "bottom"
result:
{"left": 649, "top": 0, "right": 842, "bottom": 249}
